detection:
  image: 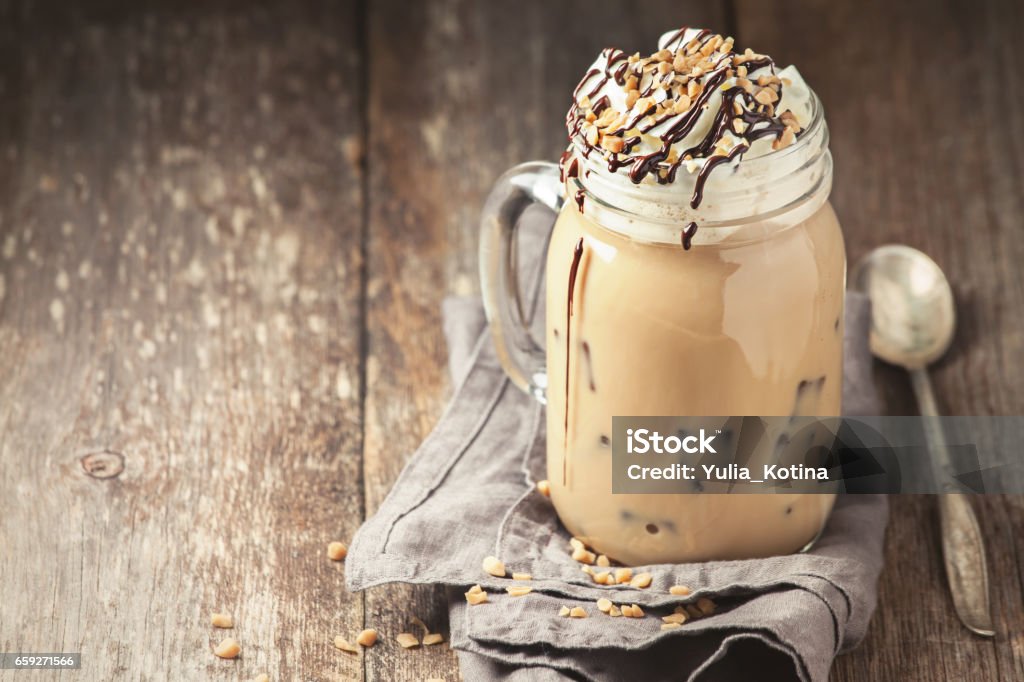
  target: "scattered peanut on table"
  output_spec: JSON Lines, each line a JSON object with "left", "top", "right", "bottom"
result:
{"left": 333, "top": 636, "right": 358, "bottom": 654}
{"left": 327, "top": 541, "right": 348, "bottom": 561}
{"left": 210, "top": 613, "right": 233, "bottom": 628}
{"left": 213, "top": 638, "right": 241, "bottom": 659}
{"left": 465, "top": 584, "right": 488, "bottom": 605}
{"left": 482, "top": 555, "right": 506, "bottom": 577}
{"left": 396, "top": 633, "right": 420, "bottom": 649}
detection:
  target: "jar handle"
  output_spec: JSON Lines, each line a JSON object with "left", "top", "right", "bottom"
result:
{"left": 478, "top": 162, "right": 564, "bottom": 404}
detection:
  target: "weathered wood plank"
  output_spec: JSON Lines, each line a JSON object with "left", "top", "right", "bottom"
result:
{"left": 736, "top": 1, "right": 1024, "bottom": 679}
{"left": 0, "top": 2, "right": 366, "bottom": 680}
{"left": 360, "top": 2, "right": 728, "bottom": 680}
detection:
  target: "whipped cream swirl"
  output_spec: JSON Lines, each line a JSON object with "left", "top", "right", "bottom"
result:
{"left": 563, "top": 28, "right": 813, "bottom": 214}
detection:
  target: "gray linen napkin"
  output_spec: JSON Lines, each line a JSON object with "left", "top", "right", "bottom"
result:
{"left": 347, "top": 208, "right": 888, "bottom": 682}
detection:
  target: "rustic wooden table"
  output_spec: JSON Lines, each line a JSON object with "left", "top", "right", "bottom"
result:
{"left": 1, "top": 1, "right": 1021, "bottom": 680}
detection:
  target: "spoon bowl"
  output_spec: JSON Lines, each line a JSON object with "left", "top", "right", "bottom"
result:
{"left": 850, "top": 245, "right": 956, "bottom": 370}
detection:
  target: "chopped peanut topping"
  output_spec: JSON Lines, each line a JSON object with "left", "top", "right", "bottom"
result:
{"left": 482, "top": 556, "right": 506, "bottom": 577}
{"left": 754, "top": 87, "right": 779, "bottom": 105}
{"left": 601, "top": 136, "right": 625, "bottom": 154}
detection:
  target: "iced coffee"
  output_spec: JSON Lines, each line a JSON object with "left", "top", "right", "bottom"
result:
{"left": 481, "top": 28, "right": 845, "bottom": 565}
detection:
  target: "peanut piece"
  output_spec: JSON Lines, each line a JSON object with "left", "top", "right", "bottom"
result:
{"left": 697, "top": 597, "right": 716, "bottom": 616}
{"left": 423, "top": 633, "right": 445, "bottom": 646}
{"left": 596, "top": 555, "right": 610, "bottom": 568}
{"left": 608, "top": 605, "right": 622, "bottom": 617}
{"left": 506, "top": 586, "right": 532, "bottom": 597}
{"left": 356, "top": 629, "right": 378, "bottom": 647}
{"left": 512, "top": 572, "right": 532, "bottom": 581}
{"left": 536, "top": 480, "right": 551, "bottom": 497}
{"left": 629, "top": 604, "right": 644, "bottom": 618}
{"left": 571, "top": 547, "right": 596, "bottom": 564}
{"left": 333, "top": 636, "right": 358, "bottom": 653}
{"left": 211, "top": 613, "right": 234, "bottom": 628}
{"left": 396, "top": 633, "right": 420, "bottom": 649}
{"left": 596, "top": 598, "right": 613, "bottom": 613}
{"left": 661, "top": 622, "right": 682, "bottom": 630}
{"left": 214, "top": 638, "right": 241, "bottom": 659}
{"left": 614, "top": 568, "right": 633, "bottom": 584}
{"left": 559, "top": 606, "right": 571, "bottom": 617}
{"left": 754, "top": 87, "right": 779, "bottom": 105}
{"left": 569, "top": 607, "right": 588, "bottom": 618}
{"left": 465, "top": 584, "right": 488, "bottom": 605}
{"left": 629, "top": 573, "right": 652, "bottom": 589}
{"left": 482, "top": 556, "right": 506, "bottom": 577}
{"left": 601, "top": 136, "right": 625, "bottom": 154}
{"left": 465, "top": 590, "right": 488, "bottom": 605}
{"left": 327, "top": 541, "right": 348, "bottom": 561}
{"left": 662, "top": 613, "right": 688, "bottom": 624}
{"left": 669, "top": 585, "right": 692, "bottom": 596}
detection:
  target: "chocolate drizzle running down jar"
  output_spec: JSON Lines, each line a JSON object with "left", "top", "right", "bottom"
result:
{"left": 479, "top": 27, "right": 844, "bottom": 564}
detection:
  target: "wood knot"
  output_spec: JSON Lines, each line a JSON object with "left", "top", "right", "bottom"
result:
{"left": 80, "top": 450, "right": 125, "bottom": 479}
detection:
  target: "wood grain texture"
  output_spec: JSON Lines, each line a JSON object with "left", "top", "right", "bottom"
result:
{"left": 361, "top": 2, "right": 727, "bottom": 679}
{"left": 736, "top": 1, "right": 1024, "bottom": 680}
{"left": 0, "top": 2, "right": 366, "bottom": 680}
{"left": 1, "top": 0, "right": 1022, "bottom": 680}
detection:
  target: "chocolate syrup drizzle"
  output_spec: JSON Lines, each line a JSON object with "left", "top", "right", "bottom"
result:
{"left": 564, "top": 28, "right": 802, "bottom": 249}
{"left": 681, "top": 222, "right": 698, "bottom": 250}
{"left": 563, "top": 237, "right": 586, "bottom": 484}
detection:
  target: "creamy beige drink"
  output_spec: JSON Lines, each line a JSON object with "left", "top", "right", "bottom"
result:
{"left": 480, "top": 27, "right": 845, "bottom": 565}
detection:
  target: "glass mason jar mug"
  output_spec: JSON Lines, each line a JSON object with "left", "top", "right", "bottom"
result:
{"left": 479, "top": 92, "right": 844, "bottom": 565}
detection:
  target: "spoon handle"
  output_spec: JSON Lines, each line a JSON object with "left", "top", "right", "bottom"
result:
{"left": 910, "top": 368, "right": 995, "bottom": 637}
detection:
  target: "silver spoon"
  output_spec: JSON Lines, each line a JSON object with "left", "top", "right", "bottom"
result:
{"left": 852, "top": 244, "right": 995, "bottom": 638}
